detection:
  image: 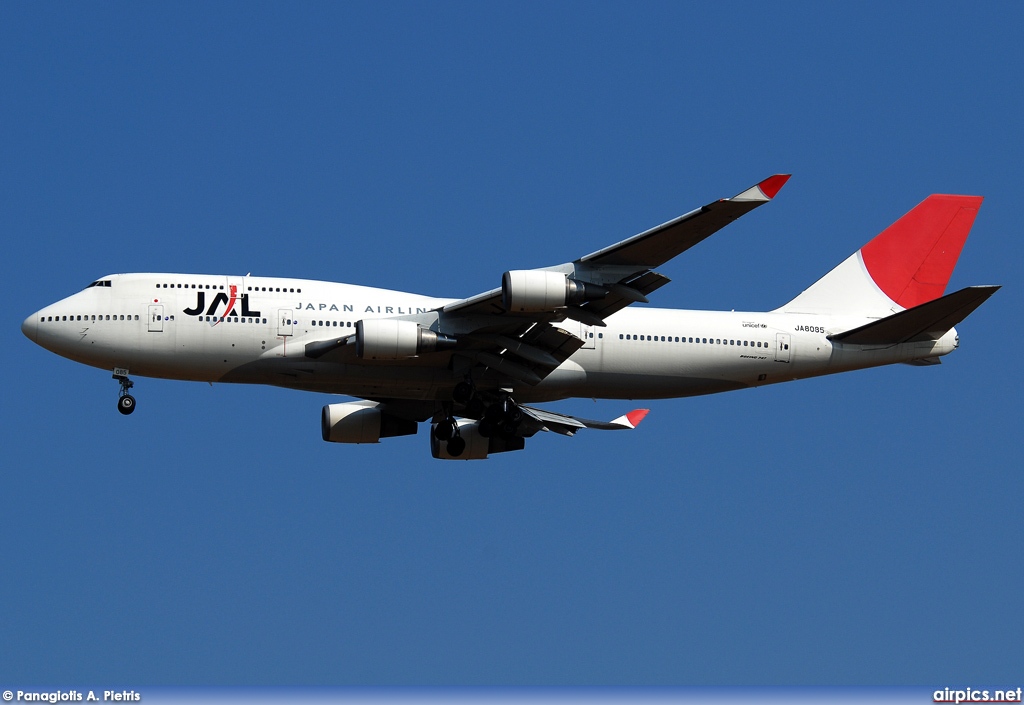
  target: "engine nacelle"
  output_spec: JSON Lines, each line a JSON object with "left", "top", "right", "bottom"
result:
{"left": 356, "top": 319, "right": 457, "bottom": 360}
{"left": 322, "top": 401, "right": 418, "bottom": 443}
{"left": 429, "top": 419, "right": 527, "bottom": 460}
{"left": 501, "top": 270, "right": 608, "bottom": 313}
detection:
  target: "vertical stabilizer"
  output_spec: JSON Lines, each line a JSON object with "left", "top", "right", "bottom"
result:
{"left": 778, "top": 195, "right": 983, "bottom": 315}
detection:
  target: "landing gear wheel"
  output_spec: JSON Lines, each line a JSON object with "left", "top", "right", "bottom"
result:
{"left": 114, "top": 373, "right": 136, "bottom": 416}
{"left": 117, "top": 394, "right": 136, "bottom": 415}
{"left": 446, "top": 436, "right": 466, "bottom": 457}
{"left": 433, "top": 420, "right": 455, "bottom": 441}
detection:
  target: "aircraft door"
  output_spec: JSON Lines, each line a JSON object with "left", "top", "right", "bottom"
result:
{"left": 775, "top": 333, "right": 791, "bottom": 363}
{"left": 278, "top": 309, "right": 294, "bottom": 337}
{"left": 148, "top": 304, "right": 164, "bottom": 332}
{"left": 577, "top": 321, "right": 596, "bottom": 349}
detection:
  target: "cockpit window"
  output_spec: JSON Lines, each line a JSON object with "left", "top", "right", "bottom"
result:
{"left": 85, "top": 280, "right": 112, "bottom": 289}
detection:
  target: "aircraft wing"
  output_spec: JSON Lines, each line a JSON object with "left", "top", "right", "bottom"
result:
{"left": 305, "top": 175, "right": 789, "bottom": 391}
{"left": 441, "top": 173, "right": 790, "bottom": 321}
{"left": 519, "top": 405, "right": 650, "bottom": 436}
{"left": 426, "top": 174, "right": 790, "bottom": 388}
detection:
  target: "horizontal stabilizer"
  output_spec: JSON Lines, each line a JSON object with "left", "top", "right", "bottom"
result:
{"left": 829, "top": 286, "right": 999, "bottom": 346}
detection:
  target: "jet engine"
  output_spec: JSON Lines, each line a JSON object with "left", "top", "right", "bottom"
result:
{"left": 501, "top": 270, "right": 608, "bottom": 313}
{"left": 430, "top": 419, "right": 526, "bottom": 460}
{"left": 355, "top": 319, "right": 457, "bottom": 360}
{"left": 322, "top": 401, "right": 418, "bottom": 443}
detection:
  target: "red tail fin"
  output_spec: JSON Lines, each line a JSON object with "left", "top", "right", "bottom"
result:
{"left": 860, "top": 195, "right": 983, "bottom": 309}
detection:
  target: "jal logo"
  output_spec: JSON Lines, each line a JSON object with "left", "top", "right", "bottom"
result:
{"left": 182, "top": 286, "right": 262, "bottom": 321}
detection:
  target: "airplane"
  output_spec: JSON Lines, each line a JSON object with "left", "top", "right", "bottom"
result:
{"left": 21, "top": 175, "right": 999, "bottom": 459}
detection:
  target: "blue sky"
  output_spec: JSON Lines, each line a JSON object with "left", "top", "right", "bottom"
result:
{"left": 1, "top": 1, "right": 1021, "bottom": 686}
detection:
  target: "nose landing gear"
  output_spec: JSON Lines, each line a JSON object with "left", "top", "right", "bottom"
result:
{"left": 113, "top": 372, "right": 136, "bottom": 415}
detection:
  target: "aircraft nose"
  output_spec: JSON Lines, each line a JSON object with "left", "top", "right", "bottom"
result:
{"left": 22, "top": 313, "right": 38, "bottom": 342}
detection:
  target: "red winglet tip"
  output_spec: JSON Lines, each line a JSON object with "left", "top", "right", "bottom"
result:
{"left": 758, "top": 174, "right": 791, "bottom": 200}
{"left": 626, "top": 409, "right": 650, "bottom": 427}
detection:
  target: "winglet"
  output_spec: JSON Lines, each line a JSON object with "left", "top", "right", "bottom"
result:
{"left": 611, "top": 408, "right": 650, "bottom": 429}
{"left": 732, "top": 174, "right": 791, "bottom": 202}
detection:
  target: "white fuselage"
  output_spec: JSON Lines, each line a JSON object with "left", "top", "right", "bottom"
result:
{"left": 22, "top": 273, "right": 959, "bottom": 403}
